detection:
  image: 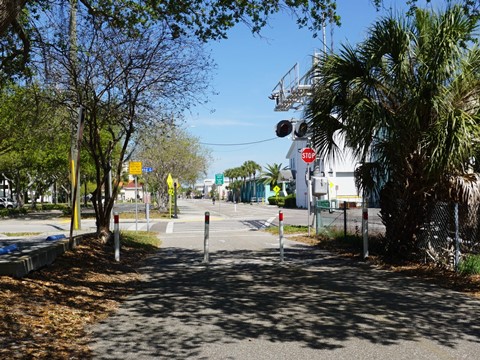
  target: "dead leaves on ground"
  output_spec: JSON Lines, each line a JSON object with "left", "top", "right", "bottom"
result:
{"left": 0, "top": 236, "right": 149, "bottom": 359}
{"left": 293, "top": 234, "right": 480, "bottom": 298}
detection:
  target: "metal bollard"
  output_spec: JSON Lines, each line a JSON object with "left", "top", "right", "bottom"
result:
{"left": 362, "top": 203, "right": 368, "bottom": 259}
{"left": 204, "top": 211, "right": 210, "bottom": 263}
{"left": 279, "top": 210, "right": 284, "bottom": 262}
{"left": 114, "top": 212, "right": 120, "bottom": 261}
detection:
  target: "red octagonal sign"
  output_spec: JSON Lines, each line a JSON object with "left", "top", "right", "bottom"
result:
{"left": 301, "top": 147, "right": 316, "bottom": 163}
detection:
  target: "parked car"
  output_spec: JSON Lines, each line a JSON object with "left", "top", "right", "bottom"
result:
{"left": 0, "top": 197, "right": 17, "bottom": 209}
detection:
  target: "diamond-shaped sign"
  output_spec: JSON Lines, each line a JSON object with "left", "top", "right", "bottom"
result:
{"left": 166, "top": 173, "right": 174, "bottom": 189}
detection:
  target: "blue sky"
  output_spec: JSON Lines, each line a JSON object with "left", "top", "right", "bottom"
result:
{"left": 185, "top": 0, "right": 432, "bottom": 179}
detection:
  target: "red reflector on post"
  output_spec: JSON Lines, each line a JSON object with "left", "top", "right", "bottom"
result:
{"left": 114, "top": 214, "right": 119, "bottom": 224}
{"left": 205, "top": 212, "right": 210, "bottom": 224}
{"left": 279, "top": 211, "right": 283, "bottom": 221}
{"left": 362, "top": 211, "right": 368, "bottom": 220}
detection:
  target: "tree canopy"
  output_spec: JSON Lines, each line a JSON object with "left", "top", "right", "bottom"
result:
{"left": 137, "top": 122, "right": 211, "bottom": 210}
{"left": 1, "top": 0, "right": 477, "bottom": 81}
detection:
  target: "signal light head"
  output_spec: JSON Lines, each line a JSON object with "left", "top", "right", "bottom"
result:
{"left": 294, "top": 120, "right": 309, "bottom": 139}
{"left": 275, "top": 120, "right": 293, "bottom": 138}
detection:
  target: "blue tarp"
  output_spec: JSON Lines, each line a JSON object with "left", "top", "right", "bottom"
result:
{"left": 0, "top": 244, "right": 18, "bottom": 255}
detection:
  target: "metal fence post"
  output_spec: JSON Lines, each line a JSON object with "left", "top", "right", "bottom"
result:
{"left": 315, "top": 201, "right": 323, "bottom": 235}
{"left": 454, "top": 203, "right": 460, "bottom": 272}
{"left": 344, "top": 201, "right": 347, "bottom": 242}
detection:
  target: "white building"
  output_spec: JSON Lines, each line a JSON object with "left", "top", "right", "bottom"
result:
{"left": 194, "top": 178, "right": 231, "bottom": 200}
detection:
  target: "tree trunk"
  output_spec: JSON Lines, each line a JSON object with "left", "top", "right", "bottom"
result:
{"left": 96, "top": 208, "right": 112, "bottom": 244}
{"left": 0, "top": 0, "right": 27, "bottom": 35}
{"left": 379, "top": 180, "right": 433, "bottom": 258}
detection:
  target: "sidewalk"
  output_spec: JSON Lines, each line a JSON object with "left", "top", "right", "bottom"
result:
{"left": 88, "top": 225, "right": 480, "bottom": 359}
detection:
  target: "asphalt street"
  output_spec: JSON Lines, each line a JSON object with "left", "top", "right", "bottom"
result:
{"left": 87, "top": 198, "right": 480, "bottom": 359}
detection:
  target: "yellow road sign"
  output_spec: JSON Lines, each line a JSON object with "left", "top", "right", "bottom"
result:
{"left": 167, "top": 173, "right": 174, "bottom": 189}
{"left": 168, "top": 189, "right": 174, "bottom": 196}
{"left": 129, "top": 161, "right": 142, "bottom": 175}
{"left": 273, "top": 185, "right": 281, "bottom": 194}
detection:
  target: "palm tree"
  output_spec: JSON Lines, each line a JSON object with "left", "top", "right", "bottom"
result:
{"left": 304, "top": 5, "right": 480, "bottom": 256}
{"left": 224, "top": 166, "right": 242, "bottom": 202}
{"left": 261, "top": 163, "right": 283, "bottom": 189}
{"left": 238, "top": 164, "right": 250, "bottom": 202}
{"left": 242, "top": 160, "right": 262, "bottom": 201}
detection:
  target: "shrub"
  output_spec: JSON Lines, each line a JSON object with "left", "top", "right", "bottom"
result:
{"left": 283, "top": 194, "right": 297, "bottom": 208}
{"left": 38, "top": 203, "right": 69, "bottom": 211}
{"left": 459, "top": 254, "right": 480, "bottom": 275}
{"left": 268, "top": 194, "right": 296, "bottom": 208}
{"left": 0, "top": 207, "right": 28, "bottom": 218}
{"left": 268, "top": 196, "right": 284, "bottom": 206}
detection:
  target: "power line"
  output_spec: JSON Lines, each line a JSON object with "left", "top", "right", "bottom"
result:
{"left": 200, "top": 137, "right": 279, "bottom": 146}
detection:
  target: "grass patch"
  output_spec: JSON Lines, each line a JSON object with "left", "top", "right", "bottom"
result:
{"left": 120, "top": 230, "right": 161, "bottom": 250}
{"left": 264, "top": 224, "right": 309, "bottom": 235}
{"left": 2, "top": 232, "right": 42, "bottom": 237}
{"left": 118, "top": 211, "right": 172, "bottom": 220}
{"left": 459, "top": 254, "right": 480, "bottom": 275}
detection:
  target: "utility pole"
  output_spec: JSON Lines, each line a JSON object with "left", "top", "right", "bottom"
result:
{"left": 69, "top": 0, "right": 82, "bottom": 239}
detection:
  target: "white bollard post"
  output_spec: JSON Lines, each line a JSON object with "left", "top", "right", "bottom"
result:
{"left": 362, "top": 201, "right": 369, "bottom": 259}
{"left": 279, "top": 210, "right": 284, "bottom": 262}
{"left": 114, "top": 212, "right": 120, "bottom": 261}
{"left": 204, "top": 211, "right": 210, "bottom": 263}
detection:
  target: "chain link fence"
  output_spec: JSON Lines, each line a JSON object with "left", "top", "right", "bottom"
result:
{"left": 417, "top": 202, "right": 480, "bottom": 269}
{"left": 314, "top": 201, "right": 385, "bottom": 238}
{"left": 315, "top": 200, "right": 480, "bottom": 269}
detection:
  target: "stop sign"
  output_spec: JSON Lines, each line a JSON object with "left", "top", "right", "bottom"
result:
{"left": 301, "top": 147, "right": 316, "bottom": 163}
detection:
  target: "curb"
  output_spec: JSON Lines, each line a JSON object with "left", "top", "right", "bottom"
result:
{"left": 0, "top": 233, "right": 93, "bottom": 277}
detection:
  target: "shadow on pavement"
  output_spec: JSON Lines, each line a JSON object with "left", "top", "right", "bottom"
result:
{"left": 89, "top": 246, "right": 480, "bottom": 359}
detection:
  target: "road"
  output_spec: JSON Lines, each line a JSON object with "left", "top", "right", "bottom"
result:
{"left": 86, "top": 198, "right": 480, "bottom": 360}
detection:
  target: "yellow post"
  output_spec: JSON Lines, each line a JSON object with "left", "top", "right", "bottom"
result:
{"left": 71, "top": 159, "right": 80, "bottom": 230}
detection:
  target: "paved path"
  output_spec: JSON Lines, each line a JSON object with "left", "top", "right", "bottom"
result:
{"left": 88, "top": 199, "right": 480, "bottom": 359}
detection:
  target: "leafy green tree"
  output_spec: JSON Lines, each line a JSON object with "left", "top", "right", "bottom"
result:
{"left": 137, "top": 123, "right": 211, "bottom": 210}
{"left": 0, "top": 83, "right": 72, "bottom": 207}
{"left": 305, "top": 5, "right": 480, "bottom": 257}
{"left": 30, "top": 7, "right": 214, "bottom": 238}
{"left": 0, "top": 0, "right": 478, "bottom": 82}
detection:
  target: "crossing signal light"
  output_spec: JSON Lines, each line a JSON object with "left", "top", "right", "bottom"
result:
{"left": 294, "top": 120, "right": 309, "bottom": 139}
{"left": 275, "top": 120, "right": 293, "bottom": 138}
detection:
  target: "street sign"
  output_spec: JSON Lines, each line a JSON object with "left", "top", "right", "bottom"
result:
{"left": 301, "top": 148, "right": 316, "bottom": 163}
{"left": 273, "top": 185, "right": 281, "bottom": 194}
{"left": 129, "top": 161, "right": 142, "bottom": 175}
{"left": 166, "top": 173, "right": 174, "bottom": 189}
{"left": 143, "top": 167, "right": 153, "bottom": 173}
{"left": 215, "top": 173, "right": 224, "bottom": 185}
